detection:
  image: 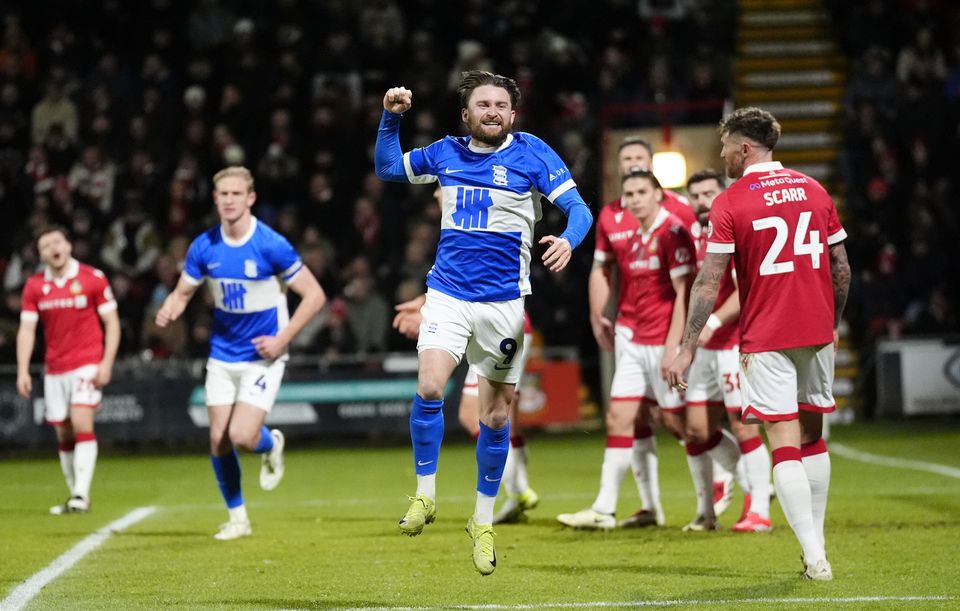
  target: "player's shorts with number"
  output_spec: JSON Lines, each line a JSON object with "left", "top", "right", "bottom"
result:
{"left": 43, "top": 363, "right": 101, "bottom": 424}
{"left": 205, "top": 358, "right": 286, "bottom": 411}
{"left": 739, "top": 343, "right": 836, "bottom": 423}
{"left": 463, "top": 332, "right": 533, "bottom": 396}
{"left": 418, "top": 288, "right": 524, "bottom": 384}
{"left": 610, "top": 325, "right": 684, "bottom": 410}
{"left": 686, "top": 347, "right": 743, "bottom": 413}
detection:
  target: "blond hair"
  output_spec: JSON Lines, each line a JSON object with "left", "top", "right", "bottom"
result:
{"left": 213, "top": 166, "right": 255, "bottom": 192}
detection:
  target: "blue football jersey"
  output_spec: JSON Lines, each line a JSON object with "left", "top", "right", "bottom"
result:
{"left": 182, "top": 217, "right": 303, "bottom": 362}
{"left": 403, "top": 132, "right": 575, "bottom": 302}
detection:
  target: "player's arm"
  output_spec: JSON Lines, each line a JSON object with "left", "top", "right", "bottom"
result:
{"left": 374, "top": 87, "right": 413, "bottom": 183}
{"left": 155, "top": 276, "right": 200, "bottom": 328}
{"left": 661, "top": 270, "right": 694, "bottom": 379}
{"left": 94, "top": 308, "right": 121, "bottom": 388}
{"left": 15, "top": 318, "right": 37, "bottom": 399}
{"left": 252, "top": 267, "right": 326, "bottom": 360}
{"left": 697, "top": 275, "right": 740, "bottom": 347}
{"left": 588, "top": 258, "right": 615, "bottom": 351}
{"left": 666, "top": 252, "right": 731, "bottom": 388}
{"left": 829, "top": 241, "right": 851, "bottom": 348}
{"left": 539, "top": 188, "right": 593, "bottom": 272}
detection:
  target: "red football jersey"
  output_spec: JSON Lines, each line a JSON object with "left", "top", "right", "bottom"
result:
{"left": 696, "top": 233, "right": 739, "bottom": 350}
{"left": 594, "top": 198, "right": 640, "bottom": 269}
{"left": 617, "top": 208, "right": 696, "bottom": 345}
{"left": 706, "top": 162, "right": 846, "bottom": 352}
{"left": 20, "top": 259, "right": 116, "bottom": 374}
{"left": 662, "top": 189, "right": 701, "bottom": 241}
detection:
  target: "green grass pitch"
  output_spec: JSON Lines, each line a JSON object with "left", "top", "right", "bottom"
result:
{"left": 1, "top": 421, "right": 958, "bottom": 610}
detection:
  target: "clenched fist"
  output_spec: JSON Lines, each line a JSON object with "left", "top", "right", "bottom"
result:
{"left": 383, "top": 87, "right": 413, "bottom": 114}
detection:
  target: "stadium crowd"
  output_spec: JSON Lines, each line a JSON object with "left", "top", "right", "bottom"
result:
{"left": 0, "top": 0, "right": 956, "bottom": 373}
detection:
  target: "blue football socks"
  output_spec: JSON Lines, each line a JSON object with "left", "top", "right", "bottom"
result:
{"left": 410, "top": 394, "right": 444, "bottom": 475}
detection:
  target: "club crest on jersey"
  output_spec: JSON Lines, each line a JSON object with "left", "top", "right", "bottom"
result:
{"left": 70, "top": 280, "right": 83, "bottom": 295}
{"left": 492, "top": 165, "right": 508, "bottom": 186}
{"left": 707, "top": 221, "right": 714, "bottom": 238}
{"left": 244, "top": 259, "right": 258, "bottom": 278}
{"left": 648, "top": 237, "right": 659, "bottom": 254}
{"left": 42, "top": 284, "right": 51, "bottom": 295}
{"left": 614, "top": 211, "right": 623, "bottom": 223}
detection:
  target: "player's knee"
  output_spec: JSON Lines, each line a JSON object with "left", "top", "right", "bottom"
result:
{"left": 417, "top": 380, "right": 445, "bottom": 401}
{"left": 685, "top": 425, "right": 709, "bottom": 446}
{"left": 229, "top": 426, "right": 260, "bottom": 451}
{"left": 209, "top": 428, "right": 231, "bottom": 453}
{"left": 604, "top": 406, "right": 632, "bottom": 433}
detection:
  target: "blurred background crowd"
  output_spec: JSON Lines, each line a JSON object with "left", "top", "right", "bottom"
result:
{"left": 0, "top": 0, "right": 956, "bottom": 372}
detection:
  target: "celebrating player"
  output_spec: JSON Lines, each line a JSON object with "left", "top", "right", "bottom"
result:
{"left": 667, "top": 108, "right": 851, "bottom": 580}
{"left": 558, "top": 169, "right": 694, "bottom": 530}
{"left": 683, "top": 169, "right": 772, "bottom": 532}
{"left": 156, "top": 166, "right": 326, "bottom": 540}
{"left": 375, "top": 70, "right": 592, "bottom": 575}
{"left": 393, "top": 295, "right": 539, "bottom": 524}
{"left": 17, "top": 226, "right": 120, "bottom": 515}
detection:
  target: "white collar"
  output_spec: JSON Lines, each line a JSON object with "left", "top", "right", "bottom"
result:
{"left": 44, "top": 257, "right": 79, "bottom": 286}
{"left": 638, "top": 207, "right": 670, "bottom": 239}
{"left": 742, "top": 161, "right": 784, "bottom": 176}
{"left": 468, "top": 133, "right": 514, "bottom": 153}
{"left": 221, "top": 216, "right": 258, "bottom": 247}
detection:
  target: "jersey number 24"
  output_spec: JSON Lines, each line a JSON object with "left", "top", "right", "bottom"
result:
{"left": 752, "top": 211, "right": 823, "bottom": 276}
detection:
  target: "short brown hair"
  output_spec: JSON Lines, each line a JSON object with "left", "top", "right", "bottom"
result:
{"left": 213, "top": 166, "right": 255, "bottom": 192}
{"left": 718, "top": 107, "right": 781, "bottom": 150}
{"left": 35, "top": 224, "right": 70, "bottom": 246}
{"left": 618, "top": 136, "right": 653, "bottom": 157}
{"left": 457, "top": 70, "right": 521, "bottom": 109}
{"left": 621, "top": 168, "right": 662, "bottom": 190}
{"left": 686, "top": 168, "right": 725, "bottom": 191}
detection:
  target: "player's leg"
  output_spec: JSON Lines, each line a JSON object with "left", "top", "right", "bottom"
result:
{"left": 797, "top": 343, "right": 836, "bottom": 552}
{"left": 728, "top": 409, "right": 772, "bottom": 531}
{"left": 63, "top": 364, "right": 101, "bottom": 513}
{"left": 204, "top": 359, "right": 250, "bottom": 539}
{"left": 44, "top": 371, "right": 77, "bottom": 514}
{"left": 684, "top": 351, "right": 730, "bottom": 528}
{"left": 398, "top": 348, "right": 459, "bottom": 535}
{"left": 208, "top": 402, "right": 250, "bottom": 540}
{"left": 621, "top": 400, "right": 663, "bottom": 527}
{"left": 558, "top": 331, "right": 642, "bottom": 529}
{"left": 464, "top": 300, "right": 523, "bottom": 575}
{"left": 493, "top": 331, "right": 538, "bottom": 524}
{"left": 458, "top": 368, "right": 481, "bottom": 438}
{"left": 234, "top": 360, "right": 286, "bottom": 491}
{"left": 744, "top": 350, "right": 827, "bottom": 578}
{"left": 400, "top": 290, "right": 469, "bottom": 536}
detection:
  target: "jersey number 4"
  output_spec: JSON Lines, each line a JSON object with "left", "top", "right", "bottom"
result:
{"left": 752, "top": 211, "right": 823, "bottom": 276}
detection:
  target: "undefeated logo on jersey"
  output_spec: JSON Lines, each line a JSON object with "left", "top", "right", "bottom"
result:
{"left": 220, "top": 281, "right": 248, "bottom": 310}
{"left": 453, "top": 187, "right": 494, "bottom": 229}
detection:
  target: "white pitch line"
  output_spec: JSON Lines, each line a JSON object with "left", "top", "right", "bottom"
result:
{"left": 2, "top": 506, "right": 156, "bottom": 611}
{"left": 831, "top": 443, "right": 960, "bottom": 479}
{"left": 338, "top": 596, "right": 954, "bottom": 610}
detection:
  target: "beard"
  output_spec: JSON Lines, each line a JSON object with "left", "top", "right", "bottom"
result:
{"left": 469, "top": 118, "right": 511, "bottom": 146}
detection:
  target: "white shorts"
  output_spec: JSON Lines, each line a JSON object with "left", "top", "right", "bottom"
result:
{"left": 205, "top": 358, "right": 286, "bottom": 412}
{"left": 418, "top": 289, "right": 524, "bottom": 385}
{"left": 740, "top": 343, "right": 836, "bottom": 423}
{"left": 610, "top": 326, "right": 684, "bottom": 410}
{"left": 463, "top": 332, "right": 533, "bottom": 397}
{"left": 686, "top": 347, "right": 743, "bottom": 413}
{"left": 43, "top": 364, "right": 101, "bottom": 424}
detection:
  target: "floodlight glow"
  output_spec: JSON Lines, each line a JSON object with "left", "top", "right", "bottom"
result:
{"left": 652, "top": 151, "right": 687, "bottom": 189}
